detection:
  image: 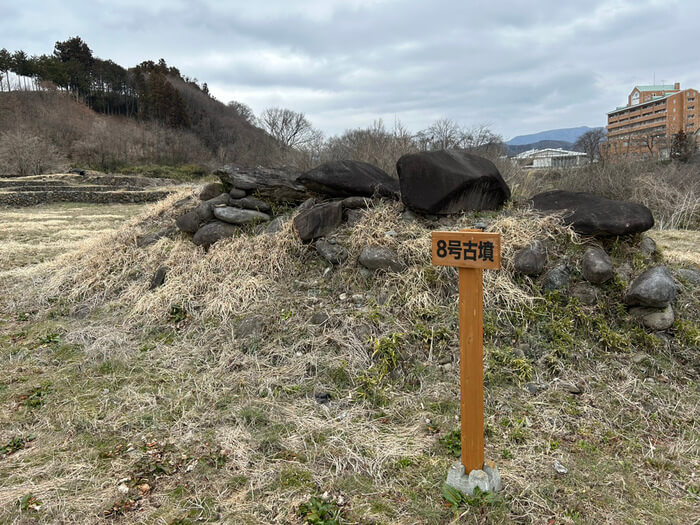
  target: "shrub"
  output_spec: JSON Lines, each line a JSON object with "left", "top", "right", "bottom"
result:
{"left": 0, "top": 129, "right": 64, "bottom": 176}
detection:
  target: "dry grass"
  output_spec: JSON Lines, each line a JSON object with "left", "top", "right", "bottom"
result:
{"left": 648, "top": 229, "right": 700, "bottom": 267}
{"left": 0, "top": 194, "right": 698, "bottom": 524}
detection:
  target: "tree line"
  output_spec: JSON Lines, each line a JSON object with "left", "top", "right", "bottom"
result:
{"left": 0, "top": 37, "right": 199, "bottom": 128}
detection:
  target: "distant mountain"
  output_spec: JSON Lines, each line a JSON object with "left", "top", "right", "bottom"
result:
{"left": 506, "top": 140, "right": 576, "bottom": 157}
{"left": 507, "top": 126, "right": 599, "bottom": 146}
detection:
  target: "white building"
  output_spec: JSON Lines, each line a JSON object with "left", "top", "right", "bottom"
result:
{"left": 514, "top": 148, "right": 589, "bottom": 168}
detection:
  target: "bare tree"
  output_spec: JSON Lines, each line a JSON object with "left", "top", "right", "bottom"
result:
{"left": 227, "top": 100, "right": 255, "bottom": 125}
{"left": 420, "top": 118, "right": 464, "bottom": 150}
{"left": 258, "top": 107, "right": 318, "bottom": 149}
{"left": 574, "top": 128, "right": 606, "bottom": 160}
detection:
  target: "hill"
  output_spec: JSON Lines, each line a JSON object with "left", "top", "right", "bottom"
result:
{"left": 507, "top": 126, "right": 598, "bottom": 146}
{"left": 0, "top": 38, "right": 279, "bottom": 174}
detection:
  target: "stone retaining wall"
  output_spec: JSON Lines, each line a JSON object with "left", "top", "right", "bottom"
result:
{"left": 0, "top": 190, "right": 174, "bottom": 207}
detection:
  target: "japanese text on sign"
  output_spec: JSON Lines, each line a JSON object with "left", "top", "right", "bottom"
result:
{"left": 431, "top": 231, "right": 501, "bottom": 269}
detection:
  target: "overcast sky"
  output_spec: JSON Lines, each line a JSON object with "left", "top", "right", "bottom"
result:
{"left": 3, "top": 0, "right": 699, "bottom": 140}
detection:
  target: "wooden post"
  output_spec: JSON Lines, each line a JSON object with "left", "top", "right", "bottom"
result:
{"left": 431, "top": 230, "right": 500, "bottom": 473}
{"left": 458, "top": 267, "right": 484, "bottom": 472}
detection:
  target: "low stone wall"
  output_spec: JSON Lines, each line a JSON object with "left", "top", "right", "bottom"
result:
{"left": 0, "top": 190, "right": 174, "bottom": 207}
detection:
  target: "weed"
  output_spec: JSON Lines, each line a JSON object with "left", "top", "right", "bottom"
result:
{"left": 1, "top": 435, "right": 35, "bottom": 458}
{"left": 168, "top": 304, "right": 188, "bottom": 324}
{"left": 441, "top": 484, "right": 503, "bottom": 515}
{"left": 298, "top": 496, "right": 341, "bottom": 525}
{"left": 38, "top": 332, "right": 60, "bottom": 345}
{"left": 486, "top": 345, "right": 534, "bottom": 384}
{"left": 439, "top": 429, "right": 462, "bottom": 457}
{"left": 17, "top": 493, "right": 42, "bottom": 512}
{"left": 21, "top": 383, "right": 51, "bottom": 408}
{"left": 674, "top": 319, "right": 700, "bottom": 347}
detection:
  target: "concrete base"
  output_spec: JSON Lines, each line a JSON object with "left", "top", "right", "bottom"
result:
{"left": 445, "top": 461, "right": 502, "bottom": 495}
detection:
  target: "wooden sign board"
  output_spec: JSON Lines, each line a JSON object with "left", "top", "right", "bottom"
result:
{"left": 431, "top": 231, "right": 501, "bottom": 269}
{"left": 431, "top": 229, "right": 501, "bottom": 473}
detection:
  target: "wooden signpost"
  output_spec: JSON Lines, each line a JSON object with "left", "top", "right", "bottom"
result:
{"left": 431, "top": 229, "right": 501, "bottom": 473}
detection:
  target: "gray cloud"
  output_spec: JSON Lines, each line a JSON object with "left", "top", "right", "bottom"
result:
{"left": 3, "top": 0, "right": 698, "bottom": 139}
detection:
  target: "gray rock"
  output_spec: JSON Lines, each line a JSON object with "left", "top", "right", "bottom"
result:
{"left": 293, "top": 201, "right": 344, "bottom": 242}
{"left": 358, "top": 245, "right": 404, "bottom": 272}
{"left": 310, "top": 311, "right": 329, "bottom": 325}
{"left": 553, "top": 460, "right": 568, "bottom": 475}
{"left": 229, "top": 188, "right": 247, "bottom": 199}
{"left": 630, "top": 304, "right": 675, "bottom": 330}
{"left": 314, "top": 392, "right": 332, "bottom": 404}
{"left": 137, "top": 226, "right": 176, "bottom": 248}
{"left": 316, "top": 239, "right": 349, "bottom": 264}
{"left": 542, "top": 263, "right": 569, "bottom": 292}
{"left": 296, "top": 197, "right": 317, "bottom": 212}
{"left": 200, "top": 182, "right": 226, "bottom": 201}
{"left": 445, "top": 462, "right": 502, "bottom": 496}
{"left": 639, "top": 236, "right": 657, "bottom": 257}
{"left": 215, "top": 165, "right": 308, "bottom": 203}
{"left": 675, "top": 268, "right": 700, "bottom": 286}
{"left": 625, "top": 266, "right": 677, "bottom": 307}
{"left": 400, "top": 209, "right": 418, "bottom": 221}
{"left": 344, "top": 209, "right": 365, "bottom": 226}
{"left": 175, "top": 210, "right": 201, "bottom": 233}
{"left": 192, "top": 222, "right": 238, "bottom": 249}
{"left": 237, "top": 315, "right": 265, "bottom": 338}
{"left": 525, "top": 382, "right": 541, "bottom": 395}
{"left": 265, "top": 216, "right": 285, "bottom": 234}
{"left": 229, "top": 196, "right": 272, "bottom": 213}
{"left": 214, "top": 206, "right": 270, "bottom": 225}
{"left": 571, "top": 282, "right": 598, "bottom": 305}
{"left": 582, "top": 247, "right": 614, "bottom": 284}
{"left": 149, "top": 266, "right": 167, "bottom": 290}
{"left": 513, "top": 240, "right": 546, "bottom": 276}
{"left": 341, "top": 196, "right": 371, "bottom": 209}
{"left": 196, "top": 193, "right": 232, "bottom": 222}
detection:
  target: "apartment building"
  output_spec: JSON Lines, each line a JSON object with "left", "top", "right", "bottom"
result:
{"left": 602, "top": 82, "right": 699, "bottom": 159}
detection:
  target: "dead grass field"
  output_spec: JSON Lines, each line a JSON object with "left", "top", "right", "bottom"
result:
{"left": 0, "top": 193, "right": 698, "bottom": 524}
{"left": 0, "top": 203, "right": 148, "bottom": 274}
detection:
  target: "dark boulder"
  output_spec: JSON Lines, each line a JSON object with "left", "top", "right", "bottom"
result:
{"left": 216, "top": 165, "right": 308, "bottom": 203}
{"left": 192, "top": 222, "right": 238, "bottom": 249}
{"left": 199, "top": 182, "right": 227, "bottom": 201}
{"left": 530, "top": 190, "right": 654, "bottom": 236}
{"left": 293, "top": 201, "right": 344, "bottom": 242}
{"left": 299, "top": 160, "right": 399, "bottom": 198}
{"left": 396, "top": 150, "right": 510, "bottom": 214}
{"left": 175, "top": 210, "right": 201, "bottom": 233}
